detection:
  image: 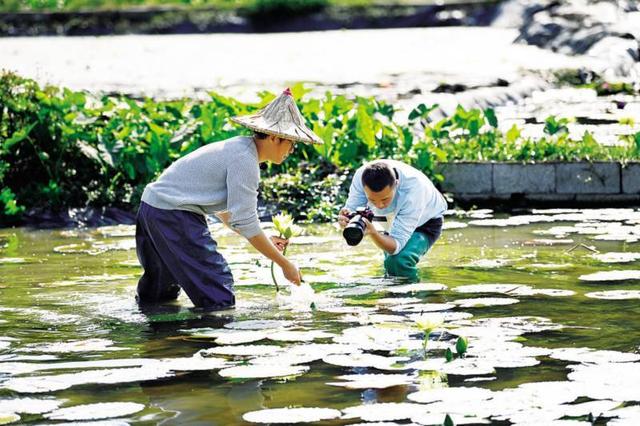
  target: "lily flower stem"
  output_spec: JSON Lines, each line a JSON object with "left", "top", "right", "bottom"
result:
{"left": 422, "top": 332, "right": 430, "bottom": 358}
{"left": 270, "top": 235, "right": 287, "bottom": 292}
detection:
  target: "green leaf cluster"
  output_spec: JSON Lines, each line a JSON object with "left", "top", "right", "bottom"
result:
{"left": 2, "top": 72, "right": 638, "bottom": 225}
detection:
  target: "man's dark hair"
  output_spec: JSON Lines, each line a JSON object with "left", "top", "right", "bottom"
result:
{"left": 362, "top": 162, "right": 396, "bottom": 192}
{"left": 253, "top": 131, "right": 269, "bottom": 140}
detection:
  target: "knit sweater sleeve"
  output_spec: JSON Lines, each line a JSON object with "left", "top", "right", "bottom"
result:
{"left": 225, "top": 154, "right": 261, "bottom": 238}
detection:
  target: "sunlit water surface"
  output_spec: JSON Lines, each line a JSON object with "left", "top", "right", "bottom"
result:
{"left": 1, "top": 208, "right": 640, "bottom": 425}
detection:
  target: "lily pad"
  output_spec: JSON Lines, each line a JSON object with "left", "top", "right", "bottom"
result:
{"left": 384, "top": 283, "right": 447, "bottom": 294}
{"left": 251, "top": 343, "right": 358, "bottom": 366}
{"left": 200, "top": 345, "right": 282, "bottom": 357}
{"left": 242, "top": 407, "right": 341, "bottom": 424}
{"left": 407, "top": 386, "right": 494, "bottom": 404}
{"left": 214, "top": 330, "right": 271, "bottom": 345}
{"left": 19, "top": 338, "right": 124, "bottom": 353}
{"left": 443, "top": 221, "right": 468, "bottom": 230}
{"left": 267, "top": 330, "right": 335, "bottom": 342}
{"left": 579, "top": 270, "right": 640, "bottom": 282}
{"left": 0, "top": 258, "right": 27, "bottom": 264}
{"left": 375, "top": 297, "right": 423, "bottom": 305}
{"left": 341, "top": 313, "right": 408, "bottom": 324}
{"left": 568, "top": 362, "right": 640, "bottom": 401}
{"left": 510, "top": 288, "right": 575, "bottom": 297}
{"left": 224, "top": 320, "right": 294, "bottom": 330}
{"left": 388, "top": 303, "right": 456, "bottom": 313}
{"left": 591, "top": 252, "right": 640, "bottom": 264}
{"left": 585, "top": 290, "right": 640, "bottom": 300}
{"left": 44, "top": 402, "right": 145, "bottom": 421}
{"left": 459, "top": 259, "right": 510, "bottom": 269}
{"left": 327, "top": 373, "right": 414, "bottom": 389}
{"left": 548, "top": 347, "right": 640, "bottom": 364}
{"left": 160, "top": 355, "right": 230, "bottom": 371}
{"left": 407, "top": 312, "right": 473, "bottom": 323}
{"left": 523, "top": 239, "right": 575, "bottom": 246}
{"left": 406, "top": 358, "right": 496, "bottom": 376}
{"left": 218, "top": 365, "right": 308, "bottom": 379}
{"left": 323, "top": 353, "right": 408, "bottom": 370}
{"left": 453, "top": 298, "right": 519, "bottom": 308}
{"left": 0, "top": 414, "right": 19, "bottom": 425}
{"left": 3, "top": 366, "right": 173, "bottom": 393}
{"left": 342, "top": 403, "right": 426, "bottom": 422}
{"left": 0, "top": 398, "right": 63, "bottom": 414}
{"left": 453, "top": 284, "right": 524, "bottom": 294}
{"left": 605, "top": 405, "right": 640, "bottom": 424}
{"left": 411, "top": 412, "right": 490, "bottom": 425}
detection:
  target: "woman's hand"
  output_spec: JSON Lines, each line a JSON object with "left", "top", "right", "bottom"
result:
{"left": 270, "top": 235, "right": 289, "bottom": 252}
{"left": 281, "top": 261, "right": 302, "bottom": 286}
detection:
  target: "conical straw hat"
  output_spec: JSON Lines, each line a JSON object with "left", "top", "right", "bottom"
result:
{"left": 231, "top": 88, "right": 323, "bottom": 145}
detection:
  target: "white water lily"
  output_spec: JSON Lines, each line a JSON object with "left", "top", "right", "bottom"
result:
{"left": 414, "top": 314, "right": 444, "bottom": 358}
{"left": 414, "top": 314, "right": 444, "bottom": 333}
{"left": 270, "top": 212, "right": 303, "bottom": 291}
{"left": 272, "top": 213, "right": 302, "bottom": 240}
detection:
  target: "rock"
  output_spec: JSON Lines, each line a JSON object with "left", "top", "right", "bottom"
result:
{"left": 496, "top": 0, "right": 640, "bottom": 77}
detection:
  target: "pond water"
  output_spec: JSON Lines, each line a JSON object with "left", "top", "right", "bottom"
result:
{"left": 1, "top": 208, "right": 640, "bottom": 425}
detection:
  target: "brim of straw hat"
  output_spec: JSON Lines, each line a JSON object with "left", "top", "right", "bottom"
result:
{"left": 230, "top": 115, "right": 323, "bottom": 145}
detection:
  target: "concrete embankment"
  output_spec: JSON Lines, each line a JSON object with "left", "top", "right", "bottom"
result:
{"left": 438, "top": 161, "right": 640, "bottom": 207}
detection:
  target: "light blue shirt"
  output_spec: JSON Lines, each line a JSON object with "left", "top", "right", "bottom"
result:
{"left": 344, "top": 160, "right": 447, "bottom": 255}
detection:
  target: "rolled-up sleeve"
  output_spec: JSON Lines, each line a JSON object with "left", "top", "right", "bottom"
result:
{"left": 344, "top": 168, "right": 368, "bottom": 211}
{"left": 226, "top": 155, "right": 261, "bottom": 238}
{"left": 388, "top": 190, "right": 427, "bottom": 255}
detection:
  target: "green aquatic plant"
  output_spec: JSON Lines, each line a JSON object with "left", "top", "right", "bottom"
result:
{"left": 444, "top": 413, "right": 455, "bottom": 426}
{"left": 270, "top": 212, "right": 302, "bottom": 292}
{"left": 445, "top": 347, "right": 454, "bottom": 362}
{"left": 544, "top": 115, "right": 571, "bottom": 136}
{"left": 456, "top": 336, "right": 468, "bottom": 357}
{"left": 415, "top": 315, "right": 443, "bottom": 358}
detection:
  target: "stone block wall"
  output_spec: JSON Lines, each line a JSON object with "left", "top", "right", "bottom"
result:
{"left": 436, "top": 161, "right": 640, "bottom": 205}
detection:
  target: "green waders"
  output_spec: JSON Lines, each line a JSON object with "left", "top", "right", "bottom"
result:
{"left": 383, "top": 231, "right": 433, "bottom": 282}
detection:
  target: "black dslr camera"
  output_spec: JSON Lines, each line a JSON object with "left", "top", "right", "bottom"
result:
{"left": 342, "top": 207, "right": 375, "bottom": 246}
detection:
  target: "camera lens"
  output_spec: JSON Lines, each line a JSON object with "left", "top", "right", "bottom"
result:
{"left": 343, "top": 216, "right": 366, "bottom": 246}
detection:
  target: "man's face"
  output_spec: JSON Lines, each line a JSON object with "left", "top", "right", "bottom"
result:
{"left": 274, "top": 137, "right": 295, "bottom": 164}
{"left": 364, "top": 183, "right": 396, "bottom": 210}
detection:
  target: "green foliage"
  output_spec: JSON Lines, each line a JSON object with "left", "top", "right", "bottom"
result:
{"left": 260, "top": 163, "right": 351, "bottom": 222}
{"left": 544, "top": 116, "right": 570, "bottom": 136}
{"left": 1, "top": 0, "right": 350, "bottom": 12}
{"left": 244, "top": 0, "right": 328, "bottom": 20}
{"left": 554, "top": 69, "right": 639, "bottom": 96}
{"left": 2, "top": 72, "right": 639, "bottom": 226}
{"left": 408, "top": 103, "right": 638, "bottom": 163}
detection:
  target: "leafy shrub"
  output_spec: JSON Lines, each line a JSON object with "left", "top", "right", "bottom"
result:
{"left": 260, "top": 162, "right": 351, "bottom": 222}
{"left": 2, "top": 71, "right": 639, "bottom": 225}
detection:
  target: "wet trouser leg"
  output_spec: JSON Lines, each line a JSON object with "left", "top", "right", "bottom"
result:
{"left": 135, "top": 202, "right": 235, "bottom": 310}
{"left": 383, "top": 217, "right": 443, "bottom": 282}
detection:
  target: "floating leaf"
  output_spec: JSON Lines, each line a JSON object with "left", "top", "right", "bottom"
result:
{"left": 242, "top": 407, "right": 341, "bottom": 424}
{"left": 579, "top": 270, "right": 640, "bottom": 282}
{"left": 218, "top": 365, "right": 308, "bottom": 379}
{"left": 44, "top": 402, "right": 144, "bottom": 421}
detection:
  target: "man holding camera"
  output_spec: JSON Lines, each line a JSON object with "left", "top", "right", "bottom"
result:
{"left": 338, "top": 160, "right": 447, "bottom": 281}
